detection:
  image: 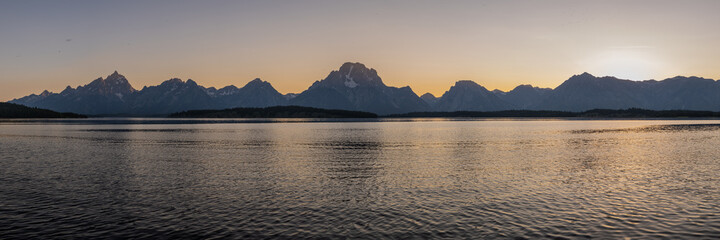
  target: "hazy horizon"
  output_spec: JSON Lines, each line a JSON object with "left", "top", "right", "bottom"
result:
{"left": 2, "top": 0, "right": 720, "bottom": 101}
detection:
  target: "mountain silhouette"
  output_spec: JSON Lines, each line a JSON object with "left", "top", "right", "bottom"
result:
{"left": 530, "top": 73, "right": 720, "bottom": 111}
{"left": 129, "top": 78, "right": 215, "bottom": 115}
{"left": 289, "top": 62, "right": 428, "bottom": 115}
{"left": 435, "top": 80, "right": 512, "bottom": 111}
{"left": 9, "top": 63, "right": 720, "bottom": 115}
{"left": 494, "top": 84, "right": 552, "bottom": 109}
{"left": 11, "top": 71, "right": 136, "bottom": 115}
{"left": 205, "top": 78, "right": 287, "bottom": 109}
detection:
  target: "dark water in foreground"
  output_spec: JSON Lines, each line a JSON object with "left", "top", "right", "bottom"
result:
{"left": 2, "top": 119, "right": 720, "bottom": 239}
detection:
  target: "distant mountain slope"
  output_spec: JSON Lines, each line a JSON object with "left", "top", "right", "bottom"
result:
{"left": 210, "top": 78, "right": 288, "bottom": 109}
{"left": 646, "top": 76, "right": 720, "bottom": 110}
{"left": 420, "top": 93, "right": 439, "bottom": 108}
{"left": 0, "top": 102, "right": 86, "bottom": 118}
{"left": 435, "top": 80, "right": 512, "bottom": 111}
{"left": 532, "top": 73, "right": 720, "bottom": 111}
{"left": 532, "top": 73, "right": 651, "bottom": 111}
{"left": 168, "top": 106, "right": 377, "bottom": 118}
{"left": 129, "top": 78, "right": 216, "bottom": 115}
{"left": 493, "top": 85, "right": 552, "bottom": 109}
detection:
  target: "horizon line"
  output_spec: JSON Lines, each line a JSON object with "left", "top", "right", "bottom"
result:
{"left": 16, "top": 67, "right": 719, "bottom": 100}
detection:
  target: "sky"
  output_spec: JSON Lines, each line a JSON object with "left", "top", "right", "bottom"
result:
{"left": 1, "top": 0, "right": 720, "bottom": 101}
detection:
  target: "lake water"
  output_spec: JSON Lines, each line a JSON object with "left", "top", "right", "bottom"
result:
{"left": 2, "top": 119, "right": 720, "bottom": 239}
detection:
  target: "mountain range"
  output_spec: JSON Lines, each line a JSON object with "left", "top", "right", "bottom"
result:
{"left": 9, "top": 62, "right": 720, "bottom": 115}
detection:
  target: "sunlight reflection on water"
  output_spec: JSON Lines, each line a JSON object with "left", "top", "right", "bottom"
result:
{"left": 1, "top": 119, "right": 720, "bottom": 238}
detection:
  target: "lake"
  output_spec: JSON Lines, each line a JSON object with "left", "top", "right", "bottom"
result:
{"left": 1, "top": 119, "right": 720, "bottom": 238}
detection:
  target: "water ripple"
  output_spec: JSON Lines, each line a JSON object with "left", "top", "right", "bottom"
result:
{"left": 2, "top": 120, "right": 720, "bottom": 238}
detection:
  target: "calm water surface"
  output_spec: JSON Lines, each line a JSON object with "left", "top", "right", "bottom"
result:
{"left": 1, "top": 119, "right": 720, "bottom": 239}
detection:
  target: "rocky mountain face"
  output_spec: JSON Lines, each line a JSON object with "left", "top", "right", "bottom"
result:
{"left": 289, "top": 62, "right": 428, "bottom": 115}
{"left": 9, "top": 63, "right": 720, "bottom": 115}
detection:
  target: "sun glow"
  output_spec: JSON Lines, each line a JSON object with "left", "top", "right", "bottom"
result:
{"left": 588, "top": 47, "right": 665, "bottom": 81}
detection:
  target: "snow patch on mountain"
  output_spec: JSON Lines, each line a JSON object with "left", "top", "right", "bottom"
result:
{"left": 344, "top": 65, "right": 357, "bottom": 88}
{"left": 344, "top": 79, "right": 358, "bottom": 88}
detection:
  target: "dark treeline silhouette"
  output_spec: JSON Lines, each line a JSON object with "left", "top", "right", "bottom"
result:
{"left": 168, "top": 106, "right": 378, "bottom": 118}
{"left": 0, "top": 102, "right": 86, "bottom": 118}
{"left": 388, "top": 108, "right": 720, "bottom": 118}
{"left": 579, "top": 108, "right": 720, "bottom": 118}
{"left": 387, "top": 110, "right": 576, "bottom": 118}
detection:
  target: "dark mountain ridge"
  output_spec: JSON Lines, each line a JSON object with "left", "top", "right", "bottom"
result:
{"left": 9, "top": 63, "right": 720, "bottom": 115}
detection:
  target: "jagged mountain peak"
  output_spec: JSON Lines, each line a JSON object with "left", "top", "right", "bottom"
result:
{"left": 162, "top": 78, "right": 185, "bottom": 85}
{"left": 244, "top": 78, "right": 272, "bottom": 88}
{"left": 79, "top": 71, "right": 136, "bottom": 95}
{"left": 105, "top": 71, "right": 129, "bottom": 84}
{"left": 567, "top": 72, "right": 598, "bottom": 82}
{"left": 321, "top": 62, "right": 384, "bottom": 88}
{"left": 155, "top": 78, "right": 201, "bottom": 90}
{"left": 291, "top": 62, "right": 427, "bottom": 114}
{"left": 338, "top": 62, "right": 371, "bottom": 73}
{"left": 108, "top": 70, "right": 122, "bottom": 78}
{"left": 578, "top": 72, "right": 594, "bottom": 78}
